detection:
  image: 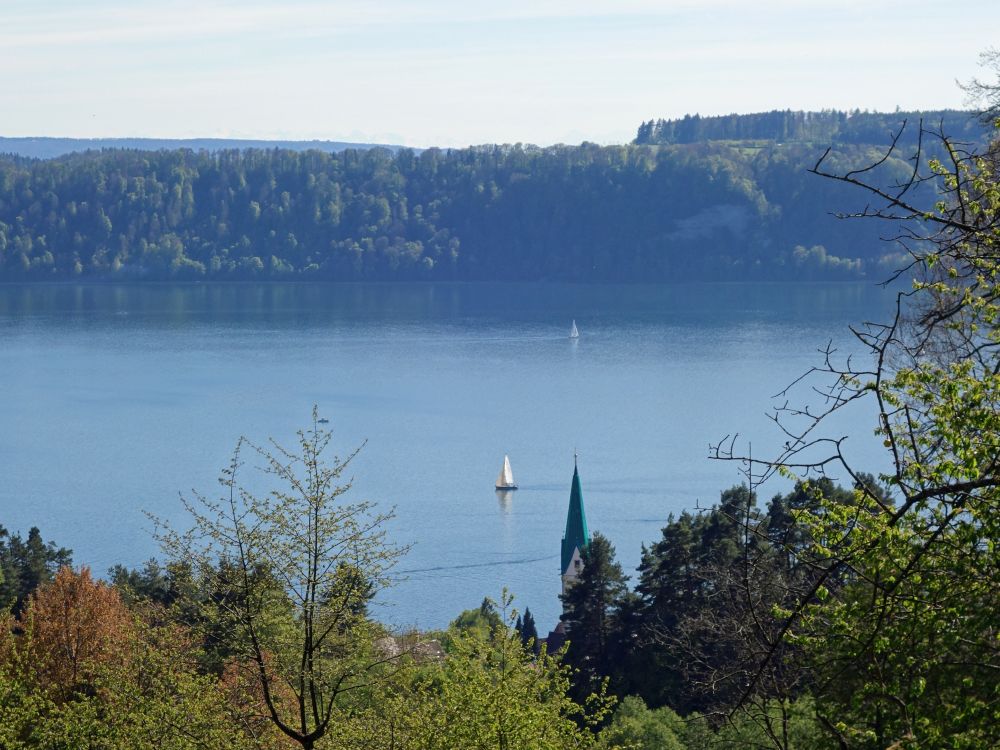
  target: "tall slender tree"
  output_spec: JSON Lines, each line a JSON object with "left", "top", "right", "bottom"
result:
{"left": 520, "top": 607, "right": 538, "bottom": 650}
{"left": 560, "top": 532, "right": 629, "bottom": 691}
{"left": 153, "top": 408, "right": 406, "bottom": 750}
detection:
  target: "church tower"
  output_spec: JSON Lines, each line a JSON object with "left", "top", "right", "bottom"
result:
{"left": 560, "top": 457, "right": 591, "bottom": 599}
{"left": 543, "top": 457, "right": 594, "bottom": 652}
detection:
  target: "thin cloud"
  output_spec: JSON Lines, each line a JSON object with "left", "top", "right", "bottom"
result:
{"left": 2, "top": 0, "right": 909, "bottom": 49}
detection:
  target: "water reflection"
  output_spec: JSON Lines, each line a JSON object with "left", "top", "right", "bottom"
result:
{"left": 0, "top": 280, "right": 900, "bottom": 332}
{"left": 495, "top": 489, "right": 515, "bottom": 512}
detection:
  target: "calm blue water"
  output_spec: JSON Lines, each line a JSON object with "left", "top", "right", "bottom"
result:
{"left": 0, "top": 282, "right": 895, "bottom": 631}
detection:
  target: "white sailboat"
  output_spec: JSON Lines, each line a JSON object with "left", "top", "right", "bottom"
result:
{"left": 569, "top": 320, "right": 579, "bottom": 338}
{"left": 495, "top": 454, "right": 518, "bottom": 490}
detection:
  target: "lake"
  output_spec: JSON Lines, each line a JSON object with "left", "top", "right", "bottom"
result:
{"left": 0, "top": 282, "right": 896, "bottom": 632}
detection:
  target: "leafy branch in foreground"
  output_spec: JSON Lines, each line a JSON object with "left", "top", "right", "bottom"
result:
{"left": 712, "top": 115, "right": 1000, "bottom": 748}
{"left": 152, "top": 407, "right": 406, "bottom": 750}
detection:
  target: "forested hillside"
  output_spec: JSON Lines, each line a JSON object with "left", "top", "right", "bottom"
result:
{"left": 0, "top": 110, "right": 988, "bottom": 282}
{"left": 635, "top": 108, "right": 982, "bottom": 146}
{"left": 0, "top": 136, "right": 405, "bottom": 160}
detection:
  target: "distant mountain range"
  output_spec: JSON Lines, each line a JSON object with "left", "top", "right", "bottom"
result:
{"left": 0, "top": 137, "right": 411, "bottom": 160}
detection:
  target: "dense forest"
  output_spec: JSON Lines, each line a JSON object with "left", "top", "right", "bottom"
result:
{"left": 634, "top": 108, "right": 983, "bottom": 146}
{"left": 0, "top": 109, "right": 988, "bottom": 283}
{"left": 0, "top": 136, "right": 406, "bottom": 161}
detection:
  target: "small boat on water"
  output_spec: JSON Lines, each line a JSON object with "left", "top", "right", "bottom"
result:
{"left": 495, "top": 454, "right": 518, "bottom": 490}
{"left": 569, "top": 320, "right": 579, "bottom": 339}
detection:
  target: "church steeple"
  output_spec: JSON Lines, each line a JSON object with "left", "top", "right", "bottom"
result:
{"left": 560, "top": 460, "right": 590, "bottom": 595}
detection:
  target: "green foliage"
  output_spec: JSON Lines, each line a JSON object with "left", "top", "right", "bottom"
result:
{"left": 152, "top": 407, "right": 405, "bottom": 749}
{"left": 635, "top": 109, "right": 984, "bottom": 147}
{"left": 599, "top": 695, "right": 687, "bottom": 750}
{"left": 384, "top": 591, "right": 616, "bottom": 750}
{"left": 447, "top": 596, "right": 503, "bottom": 644}
{"left": 712, "top": 696, "right": 836, "bottom": 750}
{"left": 108, "top": 558, "right": 181, "bottom": 607}
{"left": 0, "top": 526, "right": 72, "bottom": 614}
{"left": 560, "top": 532, "right": 630, "bottom": 694}
{"left": 745, "top": 120, "right": 1000, "bottom": 747}
{"left": 615, "top": 478, "right": 870, "bottom": 731}
{"left": 597, "top": 694, "right": 831, "bottom": 750}
{"left": 0, "top": 615, "right": 251, "bottom": 750}
{"left": 630, "top": 485, "right": 771, "bottom": 712}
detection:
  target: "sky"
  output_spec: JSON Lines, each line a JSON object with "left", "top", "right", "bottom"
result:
{"left": 4, "top": 0, "right": 999, "bottom": 148}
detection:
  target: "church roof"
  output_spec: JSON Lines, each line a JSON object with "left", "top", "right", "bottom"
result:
{"left": 561, "top": 463, "right": 591, "bottom": 574}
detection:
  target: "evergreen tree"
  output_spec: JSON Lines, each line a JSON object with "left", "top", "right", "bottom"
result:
{"left": 560, "top": 532, "right": 628, "bottom": 691}
{"left": 629, "top": 512, "right": 702, "bottom": 709}
{"left": 108, "top": 558, "right": 176, "bottom": 606}
{"left": 520, "top": 607, "right": 538, "bottom": 650}
{"left": 627, "top": 483, "right": 844, "bottom": 716}
{"left": 0, "top": 525, "right": 72, "bottom": 614}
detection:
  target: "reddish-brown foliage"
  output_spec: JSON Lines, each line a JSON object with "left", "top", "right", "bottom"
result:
{"left": 220, "top": 653, "right": 299, "bottom": 749}
{"left": 22, "top": 565, "right": 134, "bottom": 697}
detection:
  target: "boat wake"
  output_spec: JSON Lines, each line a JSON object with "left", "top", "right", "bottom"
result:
{"left": 394, "top": 554, "right": 558, "bottom": 576}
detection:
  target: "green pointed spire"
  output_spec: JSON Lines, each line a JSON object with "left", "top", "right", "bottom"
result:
{"left": 561, "top": 461, "right": 591, "bottom": 574}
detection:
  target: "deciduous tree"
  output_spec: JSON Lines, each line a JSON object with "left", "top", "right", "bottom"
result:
{"left": 21, "top": 566, "right": 133, "bottom": 699}
{"left": 397, "top": 592, "right": 616, "bottom": 750}
{"left": 153, "top": 408, "right": 405, "bottom": 750}
{"left": 715, "top": 110, "right": 1000, "bottom": 746}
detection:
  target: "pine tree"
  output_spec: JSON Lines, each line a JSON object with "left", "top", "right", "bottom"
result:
{"left": 520, "top": 607, "right": 538, "bottom": 651}
{"left": 559, "top": 532, "right": 628, "bottom": 690}
{"left": 0, "top": 525, "right": 72, "bottom": 613}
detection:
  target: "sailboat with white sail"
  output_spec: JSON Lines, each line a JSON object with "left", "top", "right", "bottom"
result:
{"left": 569, "top": 320, "right": 579, "bottom": 338}
{"left": 495, "top": 454, "right": 518, "bottom": 490}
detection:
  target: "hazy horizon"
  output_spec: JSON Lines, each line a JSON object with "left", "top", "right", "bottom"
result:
{"left": 0, "top": 103, "right": 982, "bottom": 153}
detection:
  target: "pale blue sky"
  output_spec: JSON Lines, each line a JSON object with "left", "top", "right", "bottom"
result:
{"left": 4, "top": 0, "right": 998, "bottom": 147}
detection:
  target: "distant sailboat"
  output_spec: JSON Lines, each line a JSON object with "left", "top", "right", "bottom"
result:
{"left": 569, "top": 320, "right": 579, "bottom": 339}
{"left": 495, "top": 454, "right": 518, "bottom": 490}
